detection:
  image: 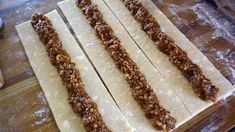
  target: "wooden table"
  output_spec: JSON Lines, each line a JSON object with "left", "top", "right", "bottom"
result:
{"left": 0, "top": 0, "right": 234, "bottom": 131}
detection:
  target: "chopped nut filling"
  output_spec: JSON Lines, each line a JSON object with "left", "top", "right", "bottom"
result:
{"left": 76, "top": 0, "right": 176, "bottom": 130}
{"left": 31, "top": 13, "right": 110, "bottom": 132}
{"left": 123, "top": 0, "right": 219, "bottom": 102}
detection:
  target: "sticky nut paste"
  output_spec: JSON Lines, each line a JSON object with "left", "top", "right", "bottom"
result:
{"left": 76, "top": 0, "right": 176, "bottom": 130}
{"left": 31, "top": 13, "right": 110, "bottom": 132}
{"left": 123, "top": 0, "right": 219, "bottom": 102}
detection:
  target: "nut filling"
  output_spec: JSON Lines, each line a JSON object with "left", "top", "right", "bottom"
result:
{"left": 31, "top": 13, "right": 110, "bottom": 132}
{"left": 76, "top": 0, "right": 176, "bottom": 130}
{"left": 122, "top": 0, "right": 219, "bottom": 102}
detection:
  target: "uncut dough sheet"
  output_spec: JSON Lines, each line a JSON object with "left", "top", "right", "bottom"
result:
{"left": 103, "top": 0, "right": 235, "bottom": 115}
{"left": 58, "top": 0, "right": 191, "bottom": 131}
{"left": 16, "top": 10, "right": 132, "bottom": 132}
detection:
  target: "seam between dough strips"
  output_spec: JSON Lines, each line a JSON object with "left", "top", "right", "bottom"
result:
{"left": 31, "top": 13, "right": 110, "bottom": 131}
{"left": 76, "top": 0, "right": 177, "bottom": 130}
{"left": 16, "top": 10, "right": 133, "bottom": 132}
{"left": 102, "top": 0, "right": 193, "bottom": 116}
{"left": 105, "top": 0, "right": 234, "bottom": 120}
{"left": 58, "top": 12, "right": 123, "bottom": 112}
{"left": 58, "top": 0, "right": 194, "bottom": 130}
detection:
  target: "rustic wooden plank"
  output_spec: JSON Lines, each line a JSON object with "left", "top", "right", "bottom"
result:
{"left": 175, "top": 95, "right": 235, "bottom": 131}
{"left": 0, "top": 0, "right": 234, "bottom": 131}
{"left": 0, "top": 0, "right": 61, "bottom": 131}
{"left": 0, "top": 0, "right": 30, "bottom": 11}
{"left": 0, "top": 0, "right": 62, "bottom": 89}
{"left": 0, "top": 77, "right": 58, "bottom": 131}
{"left": 152, "top": 0, "right": 235, "bottom": 131}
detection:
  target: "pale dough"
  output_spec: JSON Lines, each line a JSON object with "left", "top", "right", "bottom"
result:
{"left": 0, "top": 69, "right": 4, "bottom": 88}
{"left": 58, "top": 0, "right": 192, "bottom": 131}
{"left": 103, "top": 0, "right": 235, "bottom": 117}
{"left": 16, "top": 10, "right": 132, "bottom": 132}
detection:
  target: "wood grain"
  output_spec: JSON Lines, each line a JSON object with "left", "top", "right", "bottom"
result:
{"left": 0, "top": 77, "right": 58, "bottom": 131}
{"left": 0, "top": 0, "right": 234, "bottom": 131}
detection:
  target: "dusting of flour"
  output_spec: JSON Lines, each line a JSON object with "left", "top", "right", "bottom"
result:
{"left": 191, "top": 3, "right": 235, "bottom": 45}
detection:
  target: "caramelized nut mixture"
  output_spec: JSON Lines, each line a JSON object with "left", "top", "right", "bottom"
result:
{"left": 31, "top": 13, "right": 110, "bottom": 132}
{"left": 123, "top": 0, "right": 219, "bottom": 102}
{"left": 76, "top": 0, "right": 176, "bottom": 130}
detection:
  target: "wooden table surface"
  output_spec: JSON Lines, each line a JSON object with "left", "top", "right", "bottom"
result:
{"left": 0, "top": 0, "right": 234, "bottom": 131}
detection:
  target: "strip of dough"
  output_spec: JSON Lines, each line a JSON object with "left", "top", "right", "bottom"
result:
{"left": 103, "top": 0, "right": 235, "bottom": 116}
{"left": 58, "top": 0, "right": 191, "bottom": 131}
{"left": 16, "top": 10, "right": 132, "bottom": 132}
{"left": 0, "top": 69, "right": 4, "bottom": 88}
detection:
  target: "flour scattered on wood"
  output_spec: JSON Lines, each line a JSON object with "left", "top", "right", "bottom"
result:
{"left": 32, "top": 108, "right": 49, "bottom": 118}
{"left": 165, "top": 2, "right": 235, "bottom": 45}
{"left": 229, "top": 67, "right": 235, "bottom": 79}
{"left": 38, "top": 91, "right": 48, "bottom": 105}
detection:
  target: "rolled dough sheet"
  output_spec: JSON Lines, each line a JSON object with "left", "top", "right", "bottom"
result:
{"left": 58, "top": 0, "right": 191, "bottom": 131}
{"left": 16, "top": 10, "right": 132, "bottom": 132}
{"left": 103, "top": 0, "right": 235, "bottom": 116}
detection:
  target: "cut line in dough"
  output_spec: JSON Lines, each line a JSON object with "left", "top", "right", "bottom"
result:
{"left": 103, "top": 0, "right": 235, "bottom": 116}
{"left": 58, "top": 0, "right": 191, "bottom": 131}
{"left": 59, "top": 0, "right": 235, "bottom": 131}
{"left": 16, "top": 10, "right": 132, "bottom": 132}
